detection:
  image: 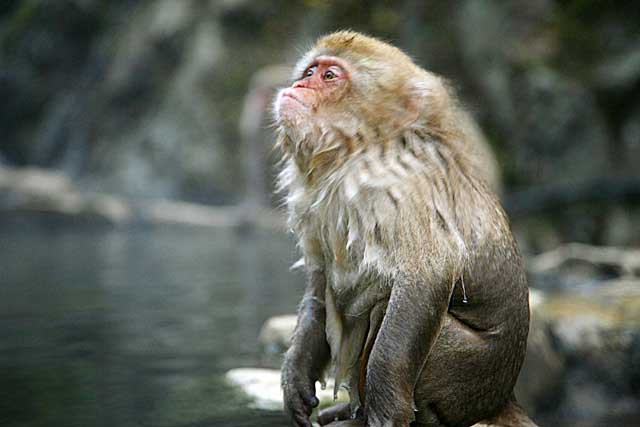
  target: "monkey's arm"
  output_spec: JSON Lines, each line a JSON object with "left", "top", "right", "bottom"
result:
{"left": 365, "top": 273, "right": 452, "bottom": 426}
{"left": 282, "top": 268, "right": 331, "bottom": 427}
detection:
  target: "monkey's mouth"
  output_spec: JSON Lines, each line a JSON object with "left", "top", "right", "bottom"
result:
{"left": 280, "top": 91, "right": 309, "bottom": 108}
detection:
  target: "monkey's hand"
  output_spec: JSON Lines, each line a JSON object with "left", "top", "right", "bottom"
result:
{"left": 282, "top": 269, "right": 330, "bottom": 426}
{"left": 282, "top": 355, "right": 320, "bottom": 427}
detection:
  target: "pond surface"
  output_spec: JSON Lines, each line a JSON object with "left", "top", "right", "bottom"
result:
{"left": 0, "top": 223, "right": 301, "bottom": 427}
{"left": 1, "top": 221, "right": 637, "bottom": 427}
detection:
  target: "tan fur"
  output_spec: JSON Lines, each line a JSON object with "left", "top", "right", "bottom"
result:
{"left": 275, "top": 31, "right": 497, "bottom": 278}
{"left": 274, "top": 31, "right": 521, "bottom": 423}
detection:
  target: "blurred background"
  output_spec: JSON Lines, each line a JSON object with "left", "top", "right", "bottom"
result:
{"left": 0, "top": 1, "right": 638, "bottom": 426}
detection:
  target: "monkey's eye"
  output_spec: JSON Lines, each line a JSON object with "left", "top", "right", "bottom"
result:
{"left": 323, "top": 70, "right": 337, "bottom": 81}
{"left": 304, "top": 66, "right": 317, "bottom": 78}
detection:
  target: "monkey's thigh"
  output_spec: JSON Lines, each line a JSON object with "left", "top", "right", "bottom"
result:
{"left": 413, "top": 315, "right": 514, "bottom": 427}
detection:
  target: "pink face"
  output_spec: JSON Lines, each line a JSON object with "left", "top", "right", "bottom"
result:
{"left": 276, "top": 56, "right": 350, "bottom": 125}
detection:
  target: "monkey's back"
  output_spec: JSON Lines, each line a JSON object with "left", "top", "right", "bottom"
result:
{"left": 416, "top": 227, "right": 530, "bottom": 426}
{"left": 410, "top": 149, "right": 530, "bottom": 425}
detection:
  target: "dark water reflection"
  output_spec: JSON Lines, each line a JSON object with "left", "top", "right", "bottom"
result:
{"left": 0, "top": 224, "right": 301, "bottom": 427}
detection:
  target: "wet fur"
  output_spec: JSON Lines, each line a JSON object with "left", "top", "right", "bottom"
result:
{"left": 277, "top": 31, "right": 536, "bottom": 427}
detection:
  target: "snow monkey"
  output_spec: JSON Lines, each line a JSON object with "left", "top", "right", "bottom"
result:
{"left": 273, "top": 31, "right": 537, "bottom": 427}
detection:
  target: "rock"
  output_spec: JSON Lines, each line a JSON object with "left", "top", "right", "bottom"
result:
{"left": 529, "top": 243, "right": 640, "bottom": 283}
{"left": 522, "top": 244, "right": 640, "bottom": 420}
{"left": 540, "top": 279, "right": 640, "bottom": 351}
{"left": 0, "top": 166, "right": 132, "bottom": 224}
{"left": 225, "top": 368, "right": 348, "bottom": 411}
{"left": 0, "top": 166, "right": 284, "bottom": 229}
{"left": 225, "top": 368, "right": 283, "bottom": 411}
{"left": 258, "top": 314, "right": 297, "bottom": 354}
{"left": 515, "top": 289, "right": 565, "bottom": 412}
{"left": 526, "top": 279, "right": 640, "bottom": 422}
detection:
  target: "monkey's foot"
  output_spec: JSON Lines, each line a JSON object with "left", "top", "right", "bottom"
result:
{"left": 317, "top": 403, "right": 352, "bottom": 426}
{"left": 320, "top": 420, "right": 365, "bottom": 427}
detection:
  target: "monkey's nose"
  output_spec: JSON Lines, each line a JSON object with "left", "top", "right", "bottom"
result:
{"left": 292, "top": 79, "right": 308, "bottom": 89}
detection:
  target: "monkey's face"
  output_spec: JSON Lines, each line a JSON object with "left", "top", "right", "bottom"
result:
{"left": 274, "top": 32, "right": 445, "bottom": 155}
{"left": 274, "top": 55, "right": 353, "bottom": 138}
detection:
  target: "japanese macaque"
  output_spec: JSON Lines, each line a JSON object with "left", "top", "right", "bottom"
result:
{"left": 273, "top": 31, "right": 536, "bottom": 427}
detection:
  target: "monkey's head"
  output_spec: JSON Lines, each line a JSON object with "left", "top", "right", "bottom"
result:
{"left": 274, "top": 31, "right": 452, "bottom": 153}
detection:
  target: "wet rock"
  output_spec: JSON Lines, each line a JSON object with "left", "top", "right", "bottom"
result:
{"left": 0, "top": 166, "right": 284, "bottom": 229}
{"left": 528, "top": 243, "right": 640, "bottom": 290}
{"left": 515, "top": 289, "right": 565, "bottom": 412}
{"left": 225, "top": 368, "right": 348, "bottom": 411}
{"left": 524, "top": 244, "right": 640, "bottom": 423}
{"left": 225, "top": 368, "right": 283, "bottom": 411}
{"left": 258, "top": 314, "right": 297, "bottom": 354}
{"left": 531, "top": 279, "right": 640, "bottom": 422}
{"left": 0, "top": 166, "right": 132, "bottom": 224}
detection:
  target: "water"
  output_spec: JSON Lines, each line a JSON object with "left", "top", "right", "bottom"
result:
{"left": 1, "top": 221, "right": 637, "bottom": 427}
{"left": 0, "top": 223, "right": 302, "bottom": 427}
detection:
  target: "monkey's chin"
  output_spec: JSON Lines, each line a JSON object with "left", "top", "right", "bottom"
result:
{"left": 276, "top": 96, "right": 309, "bottom": 121}
{"left": 276, "top": 112, "right": 315, "bottom": 139}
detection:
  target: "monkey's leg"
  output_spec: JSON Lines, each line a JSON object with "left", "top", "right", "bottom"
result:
{"left": 414, "top": 313, "right": 528, "bottom": 427}
{"left": 364, "top": 273, "right": 453, "bottom": 427}
{"left": 282, "top": 269, "right": 331, "bottom": 427}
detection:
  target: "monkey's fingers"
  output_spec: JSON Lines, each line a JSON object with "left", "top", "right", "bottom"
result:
{"left": 288, "top": 404, "right": 312, "bottom": 427}
{"left": 303, "top": 393, "right": 319, "bottom": 408}
{"left": 317, "top": 403, "right": 351, "bottom": 425}
{"left": 296, "top": 378, "right": 319, "bottom": 411}
{"left": 285, "top": 392, "right": 314, "bottom": 427}
{"left": 292, "top": 411, "right": 313, "bottom": 427}
{"left": 282, "top": 370, "right": 318, "bottom": 426}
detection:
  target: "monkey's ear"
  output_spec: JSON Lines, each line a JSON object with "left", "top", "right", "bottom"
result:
{"left": 406, "top": 75, "right": 444, "bottom": 103}
{"left": 402, "top": 77, "right": 433, "bottom": 122}
{"left": 405, "top": 75, "right": 448, "bottom": 123}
